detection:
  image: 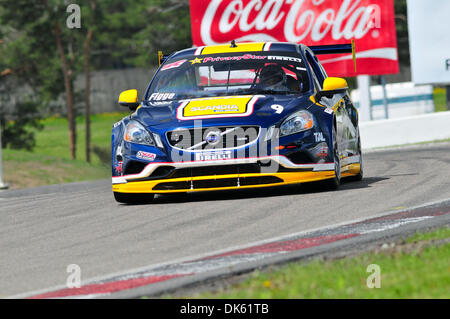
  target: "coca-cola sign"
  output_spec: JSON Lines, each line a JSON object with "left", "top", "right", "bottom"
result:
{"left": 190, "top": 0, "right": 399, "bottom": 77}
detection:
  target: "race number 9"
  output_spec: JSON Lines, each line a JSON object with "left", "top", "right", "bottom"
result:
{"left": 271, "top": 104, "right": 284, "bottom": 114}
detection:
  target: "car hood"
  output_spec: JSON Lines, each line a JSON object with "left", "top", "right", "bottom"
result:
{"left": 134, "top": 94, "right": 314, "bottom": 130}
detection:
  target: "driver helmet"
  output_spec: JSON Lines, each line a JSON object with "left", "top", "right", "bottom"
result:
{"left": 259, "top": 64, "right": 287, "bottom": 90}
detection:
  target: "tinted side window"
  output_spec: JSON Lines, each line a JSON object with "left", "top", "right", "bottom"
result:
{"left": 316, "top": 58, "right": 328, "bottom": 79}
{"left": 344, "top": 95, "right": 358, "bottom": 127}
{"left": 305, "top": 51, "right": 325, "bottom": 88}
{"left": 305, "top": 57, "right": 321, "bottom": 91}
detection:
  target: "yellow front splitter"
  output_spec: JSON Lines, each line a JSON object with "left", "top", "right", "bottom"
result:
{"left": 112, "top": 166, "right": 359, "bottom": 194}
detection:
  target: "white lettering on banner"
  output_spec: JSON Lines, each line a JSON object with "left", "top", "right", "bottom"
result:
{"left": 149, "top": 93, "right": 176, "bottom": 101}
{"left": 191, "top": 105, "right": 239, "bottom": 112}
{"left": 201, "top": 0, "right": 380, "bottom": 45}
{"left": 268, "top": 56, "right": 301, "bottom": 63}
{"left": 314, "top": 132, "right": 325, "bottom": 142}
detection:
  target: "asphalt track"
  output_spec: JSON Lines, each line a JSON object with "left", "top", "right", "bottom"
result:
{"left": 0, "top": 142, "right": 449, "bottom": 298}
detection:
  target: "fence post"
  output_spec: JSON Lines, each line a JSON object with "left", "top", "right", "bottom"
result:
{"left": 0, "top": 123, "right": 9, "bottom": 190}
{"left": 357, "top": 75, "right": 372, "bottom": 121}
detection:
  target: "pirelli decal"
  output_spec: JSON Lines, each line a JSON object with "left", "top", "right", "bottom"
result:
{"left": 176, "top": 95, "right": 261, "bottom": 120}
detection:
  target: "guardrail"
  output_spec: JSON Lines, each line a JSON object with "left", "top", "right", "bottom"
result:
{"left": 351, "top": 82, "right": 435, "bottom": 120}
{"left": 360, "top": 111, "right": 450, "bottom": 149}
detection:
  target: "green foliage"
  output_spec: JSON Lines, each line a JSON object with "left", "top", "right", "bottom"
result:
{"left": 0, "top": 1, "right": 68, "bottom": 103}
{"left": 0, "top": 73, "right": 44, "bottom": 150}
{"left": 91, "top": 0, "right": 191, "bottom": 68}
{"left": 433, "top": 87, "right": 448, "bottom": 112}
{"left": 0, "top": 100, "right": 44, "bottom": 150}
{"left": 0, "top": 1, "right": 67, "bottom": 150}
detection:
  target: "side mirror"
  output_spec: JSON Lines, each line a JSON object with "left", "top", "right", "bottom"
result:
{"left": 316, "top": 77, "right": 348, "bottom": 100}
{"left": 118, "top": 89, "right": 140, "bottom": 111}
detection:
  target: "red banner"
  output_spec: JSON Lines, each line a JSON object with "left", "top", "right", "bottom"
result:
{"left": 189, "top": 0, "right": 399, "bottom": 77}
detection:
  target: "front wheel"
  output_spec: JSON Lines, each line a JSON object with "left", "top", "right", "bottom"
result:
{"left": 113, "top": 192, "right": 155, "bottom": 204}
{"left": 347, "top": 134, "right": 363, "bottom": 182}
{"left": 324, "top": 125, "right": 341, "bottom": 190}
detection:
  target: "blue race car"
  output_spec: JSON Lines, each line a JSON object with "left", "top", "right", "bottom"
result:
{"left": 111, "top": 41, "right": 363, "bottom": 203}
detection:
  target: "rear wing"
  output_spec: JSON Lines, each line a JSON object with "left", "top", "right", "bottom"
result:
{"left": 309, "top": 39, "right": 356, "bottom": 72}
{"left": 158, "top": 51, "right": 170, "bottom": 66}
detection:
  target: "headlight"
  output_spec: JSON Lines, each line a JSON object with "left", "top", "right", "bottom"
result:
{"left": 124, "top": 120, "right": 155, "bottom": 146}
{"left": 280, "top": 110, "right": 314, "bottom": 137}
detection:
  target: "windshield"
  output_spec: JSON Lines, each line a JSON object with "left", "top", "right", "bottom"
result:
{"left": 146, "top": 51, "right": 310, "bottom": 102}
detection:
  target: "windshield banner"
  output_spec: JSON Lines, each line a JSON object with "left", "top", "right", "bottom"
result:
{"left": 176, "top": 95, "right": 259, "bottom": 120}
{"left": 189, "top": 0, "right": 399, "bottom": 77}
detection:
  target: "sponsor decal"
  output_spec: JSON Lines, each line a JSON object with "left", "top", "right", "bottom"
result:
{"left": 177, "top": 95, "right": 259, "bottom": 120}
{"left": 189, "top": 57, "right": 203, "bottom": 64}
{"left": 268, "top": 56, "right": 302, "bottom": 63}
{"left": 136, "top": 151, "right": 156, "bottom": 161}
{"left": 114, "top": 161, "right": 123, "bottom": 175}
{"left": 310, "top": 142, "right": 329, "bottom": 161}
{"left": 190, "top": 54, "right": 301, "bottom": 64}
{"left": 149, "top": 92, "right": 176, "bottom": 101}
{"left": 203, "top": 54, "right": 267, "bottom": 63}
{"left": 317, "top": 145, "right": 329, "bottom": 159}
{"left": 195, "top": 150, "right": 232, "bottom": 161}
{"left": 161, "top": 59, "right": 186, "bottom": 71}
{"left": 314, "top": 132, "right": 326, "bottom": 142}
{"left": 113, "top": 121, "right": 121, "bottom": 128}
{"left": 205, "top": 130, "right": 222, "bottom": 145}
{"left": 190, "top": 104, "right": 239, "bottom": 113}
{"left": 149, "top": 101, "right": 172, "bottom": 106}
{"left": 324, "top": 107, "right": 333, "bottom": 114}
{"left": 190, "top": 0, "right": 399, "bottom": 76}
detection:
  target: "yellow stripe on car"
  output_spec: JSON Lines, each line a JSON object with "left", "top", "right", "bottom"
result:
{"left": 332, "top": 99, "right": 344, "bottom": 111}
{"left": 201, "top": 42, "right": 266, "bottom": 55}
{"left": 112, "top": 171, "right": 336, "bottom": 194}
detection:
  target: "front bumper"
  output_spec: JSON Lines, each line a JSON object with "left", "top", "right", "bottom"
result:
{"left": 112, "top": 155, "right": 361, "bottom": 194}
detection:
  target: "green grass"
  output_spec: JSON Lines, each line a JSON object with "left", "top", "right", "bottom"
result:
{"left": 433, "top": 87, "right": 448, "bottom": 112}
{"left": 2, "top": 112, "right": 129, "bottom": 189}
{"left": 188, "top": 227, "right": 450, "bottom": 299}
{"left": 405, "top": 226, "right": 450, "bottom": 244}
{"left": 31, "top": 112, "right": 128, "bottom": 164}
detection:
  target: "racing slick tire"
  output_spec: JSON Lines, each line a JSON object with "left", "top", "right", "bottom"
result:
{"left": 324, "top": 124, "right": 341, "bottom": 190}
{"left": 347, "top": 129, "right": 364, "bottom": 182}
{"left": 113, "top": 192, "right": 155, "bottom": 204}
{"left": 347, "top": 133, "right": 364, "bottom": 182}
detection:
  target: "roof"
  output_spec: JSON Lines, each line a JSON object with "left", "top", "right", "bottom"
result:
{"left": 169, "top": 42, "right": 301, "bottom": 61}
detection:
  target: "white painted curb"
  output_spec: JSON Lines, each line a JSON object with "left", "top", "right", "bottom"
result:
{"left": 360, "top": 111, "right": 450, "bottom": 149}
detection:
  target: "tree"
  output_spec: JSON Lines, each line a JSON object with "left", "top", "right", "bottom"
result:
{"left": 82, "top": 0, "right": 96, "bottom": 163}
{"left": 0, "top": 1, "right": 80, "bottom": 158}
{"left": 88, "top": 0, "right": 192, "bottom": 69}
{"left": 0, "top": 73, "right": 43, "bottom": 150}
{"left": 0, "top": 0, "right": 192, "bottom": 158}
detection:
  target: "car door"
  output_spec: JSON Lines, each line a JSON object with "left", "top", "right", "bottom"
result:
{"left": 305, "top": 50, "right": 354, "bottom": 162}
{"left": 342, "top": 94, "right": 359, "bottom": 156}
